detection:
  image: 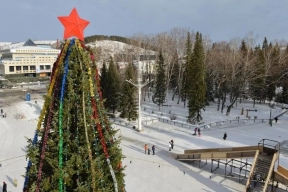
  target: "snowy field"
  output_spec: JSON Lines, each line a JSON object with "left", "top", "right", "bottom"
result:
{"left": 0, "top": 93, "right": 288, "bottom": 192}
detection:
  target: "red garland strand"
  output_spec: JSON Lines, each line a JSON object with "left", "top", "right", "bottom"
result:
{"left": 82, "top": 40, "right": 125, "bottom": 191}
{"left": 91, "top": 98, "right": 109, "bottom": 158}
{"left": 94, "top": 68, "right": 113, "bottom": 134}
{"left": 36, "top": 90, "right": 57, "bottom": 190}
{"left": 35, "top": 52, "right": 64, "bottom": 190}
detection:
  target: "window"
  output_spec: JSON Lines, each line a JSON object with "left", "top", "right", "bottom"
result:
{"left": 9, "top": 66, "right": 14, "bottom": 72}
{"left": 40, "top": 65, "right": 44, "bottom": 70}
{"left": 16, "top": 66, "right": 21, "bottom": 71}
{"left": 45, "top": 65, "right": 51, "bottom": 70}
{"left": 23, "top": 66, "right": 28, "bottom": 70}
{"left": 30, "top": 66, "right": 35, "bottom": 70}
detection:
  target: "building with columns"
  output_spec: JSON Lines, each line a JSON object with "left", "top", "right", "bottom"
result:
{"left": 0, "top": 39, "right": 60, "bottom": 77}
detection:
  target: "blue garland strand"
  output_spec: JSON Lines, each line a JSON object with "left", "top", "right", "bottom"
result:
{"left": 59, "top": 39, "right": 74, "bottom": 192}
{"left": 23, "top": 130, "right": 38, "bottom": 191}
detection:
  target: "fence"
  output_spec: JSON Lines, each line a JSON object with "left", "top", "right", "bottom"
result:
{"left": 109, "top": 117, "right": 158, "bottom": 128}
{"left": 109, "top": 109, "right": 287, "bottom": 131}
{"left": 157, "top": 117, "right": 270, "bottom": 131}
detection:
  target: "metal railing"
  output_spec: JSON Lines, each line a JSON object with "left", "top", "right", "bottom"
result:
{"left": 156, "top": 117, "right": 270, "bottom": 131}
{"left": 258, "top": 139, "right": 280, "bottom": 166}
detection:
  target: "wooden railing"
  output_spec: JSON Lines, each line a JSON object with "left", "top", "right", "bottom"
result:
{"left": 263, "top": 152, "right": 279, "bottom": 191}
{"left": 245, "top": 150, "right": 259, "bottom": 191}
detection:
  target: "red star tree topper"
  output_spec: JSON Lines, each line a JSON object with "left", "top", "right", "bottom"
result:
{"left": 58, "top": 8, "right": 90, "bottom": 41}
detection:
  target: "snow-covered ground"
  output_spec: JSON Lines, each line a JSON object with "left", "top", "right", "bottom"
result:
{"left": 0, "top": 93, "right": 288, "bottom": 192}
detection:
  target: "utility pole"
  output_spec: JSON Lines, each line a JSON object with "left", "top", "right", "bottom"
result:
{"left": 126, "top": 56, "right": 153, "bottom": 132}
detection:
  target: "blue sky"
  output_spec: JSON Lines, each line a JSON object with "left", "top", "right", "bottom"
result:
{"left": 1, "top": 0, "right": 288, "bottom": 43}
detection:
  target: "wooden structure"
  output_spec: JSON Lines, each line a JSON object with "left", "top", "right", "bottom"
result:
{"left": 176, "top": 139, "right": 288, "bottom": 192}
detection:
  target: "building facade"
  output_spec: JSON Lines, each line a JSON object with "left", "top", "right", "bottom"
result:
{"left": 0, "top": 39, "right": 60, "bottom": 77}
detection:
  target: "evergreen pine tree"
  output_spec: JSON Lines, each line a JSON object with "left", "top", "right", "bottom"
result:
{"left": 23, "top": 39, "right": 125, "bottom": 192}
{"left": 281, "top": 83, "right": 288, "bottom": 104}
{"left": 205, "top": 69, "right": 214, "bottom": 105}
{"left": 106, "top": 56, "right": 121, "bottom": 114}
{"left": 277, "top": 44, "right": 288, "bottom": 104}
{"left": 262, "top": 37, "right": 268, "bottom": 50}
{"left": 118, "top": 63, "right": 138, "bottom": 121}
{"left": 181, "top": 32, "right": 192, "bottom": 107}
{"left": 187, "top": 32, "right": 206, "bottom": 123}
{"left": 100, "top": 61, "right": 108, "bottom": 108}
{"left": 249, "top": 46, "right": 266, "bottom": 104}
{"left": 154, "top": 51, "right": 166, "bottom": 110}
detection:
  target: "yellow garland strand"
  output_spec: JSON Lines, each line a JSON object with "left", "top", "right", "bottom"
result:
{"left": 77, "top": 40, "right": 97, "bottom": 192}
{"left": 87, "top": 67, "right": 94, "bottom": 97}
{"left": 36, "top": 40, "right": 70, "bottom": 131}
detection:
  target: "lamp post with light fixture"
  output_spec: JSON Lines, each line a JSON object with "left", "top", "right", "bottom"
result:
{"left": 125, "top": 57, "right": 153, "bottom": 132}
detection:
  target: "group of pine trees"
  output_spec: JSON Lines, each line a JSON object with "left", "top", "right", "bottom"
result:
{"left": 98, "top": 31, "right": 207, "bottom": 124}
{"left": 100, "top": 56, "right": 138, "bottom": 122}
{"left": 99, "top": 33, "right": 288, "bottom": 124}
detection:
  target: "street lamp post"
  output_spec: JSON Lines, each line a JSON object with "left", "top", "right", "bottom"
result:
{"left": 126, "top": 57, "right": 153, "bottom": 132}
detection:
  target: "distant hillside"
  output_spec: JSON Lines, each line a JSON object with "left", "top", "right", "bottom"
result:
{"left": 84, "top": 35, "right": 135, "bottom": 45}
{"left": 84, "top": 35, "right": 157, "bottom": 51}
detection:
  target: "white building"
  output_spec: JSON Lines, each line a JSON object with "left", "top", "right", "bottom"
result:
{"left": 0, "top": 39, "right": 60, "bottom": 77}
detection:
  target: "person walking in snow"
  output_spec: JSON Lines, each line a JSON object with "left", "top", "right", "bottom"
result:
{"left": 2, "top": 181, "right": 7, "bottom": 192}
{"left": 223, "top": 132, "right": 227, "bottom": 140}
{"left": 169, "top": 142, "right": 172, "bottom": 151}
{"left": 144, "top": 144, "right": 148, "bottom": 154}
{"left": 148, "top": 148, "right": 151, "bottom": 155}
{"left": 170, "top": 140, "right": 174, "bottom": 149}
{"left": 274, "top": 117, "right": 278, "bottom": 123}
{"left": 198, "top": 128, "right": 201, "bottom": 136}
{"left": 152, "top": 145, "right": 155, "bottom": 155}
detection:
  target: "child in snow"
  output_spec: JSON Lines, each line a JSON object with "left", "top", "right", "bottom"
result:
{"left": 148, "top": 148, "right": 151, "bottom": 155}
{"left": 223, "top": 132, "right": 227, "bottom": 140}
{"left": 169, "top": 142, "right": 172, "bottom": 151}
{"left": 198, "top": 128, "right": 201, "bottom": 136}
{"left": 144, "top": 144, "right": 148, "bottom": 154}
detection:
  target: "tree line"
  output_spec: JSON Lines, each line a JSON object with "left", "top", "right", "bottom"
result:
{"left": 96, "top": 28, "right": 288, "bottom": 124}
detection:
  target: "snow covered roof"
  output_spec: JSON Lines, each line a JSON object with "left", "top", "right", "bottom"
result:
{"left": 0, "top": 40, "right": 58, "bottom": 50}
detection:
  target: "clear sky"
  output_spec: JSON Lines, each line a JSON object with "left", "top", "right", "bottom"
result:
{"left": 1, "top": 0, "right": 288, "bottom": 43}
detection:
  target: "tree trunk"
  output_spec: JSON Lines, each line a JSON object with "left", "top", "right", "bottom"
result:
{"left": 183, "top": 93, "right": 186, "bottom": 108}
{"left": 177, "top": 91, "right": 181, "bottom": 104}
{"left": 226, "top": 95, "right": 239, "bottom": 116}
{"left": 253, "top": 99, "right": 255, "bottom": 107}
{"left": 221, "top": 92, "right": 226, "bottom": 113}
{"left": 143, "top": 86, "right": 147, "bottom": 101}
{"left": 171, "top": 87, "right": 178, "bottom": 101}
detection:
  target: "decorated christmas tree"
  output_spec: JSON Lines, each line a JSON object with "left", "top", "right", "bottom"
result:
{"left": 23, "top": 8, "right": 125, "bottom": 192}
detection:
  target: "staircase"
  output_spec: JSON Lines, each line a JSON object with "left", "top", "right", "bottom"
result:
{"left": 251, "top": 154, "right": 273, "bottom": 192}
